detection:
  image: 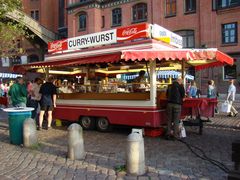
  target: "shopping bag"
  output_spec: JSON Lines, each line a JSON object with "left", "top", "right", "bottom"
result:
{"left": 220, "top": 101, "right": 231, "bottom": 113}
{"left": 179, "top": 121, "right": 187, "bottom": 138}
{"left": 180, "top": 126, "right": 186, "bottom": 138}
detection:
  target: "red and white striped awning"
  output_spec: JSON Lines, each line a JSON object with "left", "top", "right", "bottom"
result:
{"left": 121, "top": 48, "right": 234, "bottom": 70}
{"left": 13, "top": 47, "right": 233, "bottom": 73}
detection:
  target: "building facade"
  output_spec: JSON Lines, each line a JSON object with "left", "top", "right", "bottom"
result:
{"left": 2, "top": 0, "right": 239, "bottom": 93}
{"left": 66, "top": 0, "right": 240, "bottom": 93}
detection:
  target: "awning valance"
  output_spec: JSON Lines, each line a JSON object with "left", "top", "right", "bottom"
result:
{"left": 13, "top": 53, "right": 121, "bottom": 72}
{"left": 13, "top": 48, "right": 234, "bottom": 73}
{"left": 121, "top": 48, "right": 234, "bottom": 70}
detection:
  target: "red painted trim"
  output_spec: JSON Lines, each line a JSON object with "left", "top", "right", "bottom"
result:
{"left": 53, "top": 104, "right": 167, "bottom": 127}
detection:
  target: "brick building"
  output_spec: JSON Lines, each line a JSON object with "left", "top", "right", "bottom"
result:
{"left": 0, "top": 0, "right": 67, "bottom": 74}
{"left": 65, "top": 0, "right": 240, "bottom": 93}
{"left": 2, "top": 0, "right": 240, "bottom": 93}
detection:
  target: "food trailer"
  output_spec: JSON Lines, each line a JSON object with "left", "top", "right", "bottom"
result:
{"left": 13, "top": 23, "right": 234, "bottom": 132}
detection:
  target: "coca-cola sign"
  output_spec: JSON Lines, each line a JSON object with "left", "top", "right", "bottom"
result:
{"left": 117, "top": 23, "right": 150, "bottom": 42}
{"left": 122, "top": 28, "right": 138, "bottom": 36}
{"left": 48, "top": 39, "right": 68, "bottom": 53}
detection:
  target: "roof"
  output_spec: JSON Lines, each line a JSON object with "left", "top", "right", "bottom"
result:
{"left": 12, "top": 42, "right": 234, "bottom": 73}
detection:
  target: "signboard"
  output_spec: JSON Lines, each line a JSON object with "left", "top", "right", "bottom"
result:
{"left": 48, "top": 23, "right": 182, "bottom": 53}
{"left": 117, "top": 23, "right": 150, "bottom": 42}
{"left": 48, "top": 24, "right": 150, "bottom": 54}
{"left": 48, "top": 30, "right": 117, "bottom": 53}
{"left": 1, "top": 57, "right": 10, "bottom": 67}
{"left": 151, "top": 24, "right": 183, "bottom": 48}
{"left": 48, "top": 39, "right": 68, "bottom": 54}
{"left": 68, "top": 29, "right": 117, "bottom": 50}
{"left": 21, "top": 56, "right": 28, "bottom": 64}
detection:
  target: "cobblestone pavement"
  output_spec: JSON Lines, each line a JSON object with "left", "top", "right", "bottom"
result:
{"left": 0, "top": 106, "right": 239, "bottom": 180}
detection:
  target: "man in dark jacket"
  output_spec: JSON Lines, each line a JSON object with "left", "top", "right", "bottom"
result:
{"left": 166, "top": 77, "right": 185, "bottom": 140}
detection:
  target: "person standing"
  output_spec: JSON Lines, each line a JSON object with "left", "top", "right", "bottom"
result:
{"left": 226, "top": 79, "right": 238, "bottom": 117}
{"left": 38, "top": 76, "right": 57, "bottom": 130}
{"left": 132, "top": 70, "right": 146, "bottom": 92}
{"left": 166, "top": 77, "right": 185, "bottom": 140}
{"left": 8, "top": 77, "right": 27, "bottom": 107}
{"left": 28, "top": 78, "right": 42, "bottom": 120}
{"left": 207, "top": 80, "right": 217, "bottom": 98}
{"left": 188, "top": 80, "right": 198, "bottom": 98}
{"left": 207, "top": 80, "right": 219, "bottom": 114}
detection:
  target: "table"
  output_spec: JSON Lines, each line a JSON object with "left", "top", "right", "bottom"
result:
{"left": 159, "top": 98, "right": 218, "bottom": 135}
{"left": 181, "top": 98, "right": 218, "bottom": 134}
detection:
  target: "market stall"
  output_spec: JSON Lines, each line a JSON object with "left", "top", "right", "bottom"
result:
{"left": 12, "top": 23, "right": 234, "bottom": 133}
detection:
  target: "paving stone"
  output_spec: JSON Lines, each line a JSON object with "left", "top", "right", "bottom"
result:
{"left": 137, "top": 176, "right": 150, "bottom": 180}
{"left": 95, "top": 174, "right": 108, "bottom": 180}
{"left": 0, "top": 107, "right": 239, "bottom": 180}
{"left": 108, "top": 169, "right": 116, "bottom": 176}
{"left": 106, "top": 175, "right": 117, "bottom": 180}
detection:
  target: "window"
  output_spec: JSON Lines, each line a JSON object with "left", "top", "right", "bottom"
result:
{"left": 223, "top": 64, "right": 237, "bottom": 80}
{"left": 78, "top": 13, "right": 87, "bottom": 31}
{"left": 165, "top": 0, "right": 176, "bottom": 17}
{"left": 112, "top": 8, "right": 121, "bottom": 26}
{"left": 185, "top": 0, "right": 196, "bottom": 13}
{"left": 59, "top": 0, "right": 65, "bottom": 28}
{"left": 132, "top": 3, "right": 147, "bottom": 23}
{"left": 11, "top": 57, "right": 21, "bottom": 66}
{"left": 30, "top": 10, "right": 39, "bottom": 21}
{"left": 222, "top": 22, "right": 237, "bottom": 44}
{"left": 217, "top": 0, "right": 240, "bottom": 9}
{"left": 175, "top": 30, "right": 195, "bottom": 48}
{"left": 28, "top": 54, "right": 39, "bottom": 63}
{"left": 102, "top": 16, "right": 105, "bottom": 28}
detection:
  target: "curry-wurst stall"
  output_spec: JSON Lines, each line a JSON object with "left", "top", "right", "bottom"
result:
{"left": 13, "top": 23, "right": 234, "bottom": 133}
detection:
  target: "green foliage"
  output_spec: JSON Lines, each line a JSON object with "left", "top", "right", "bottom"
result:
{"left": 115, "top": 165, "right": 126, "bottom": 172}
{"left": 0, "top": 0, "right": 31, "bottom": 58}
{"left": 0, "top": 0, "right": 22, "bottom": 18}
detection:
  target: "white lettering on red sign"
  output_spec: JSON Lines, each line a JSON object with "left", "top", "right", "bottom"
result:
{"left": 48, "top": 39, "right": 68, "bottom": 53}
{"left": 122, "top": 28, "right": 138, "bottom": 36}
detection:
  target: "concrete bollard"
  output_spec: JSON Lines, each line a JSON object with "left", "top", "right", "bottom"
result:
{"left": 68, "top": 123, "right": 85, "bottom": 160}
{"left": 126, "top": 129, "right": 145, "bottom": 175}
{"left": 23, "top": 118, "right": 38, "bottom": 147}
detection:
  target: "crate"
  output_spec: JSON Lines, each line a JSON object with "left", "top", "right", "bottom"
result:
{"left": 144, "top": 128, "right": 165, "bottom": 137}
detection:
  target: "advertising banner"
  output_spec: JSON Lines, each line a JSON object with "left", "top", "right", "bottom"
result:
{"left": 117, "top": 23, "right": 150, "bottom": 42}
{"left": 48, "top": 39, "right": 68, "bottom": 54}
{"left": 68, "top": 29, "right": 117, "bottom": 50}
{"left": 151, "top": 24, "right": 183, "bottom": 48}
{"left": 48, "top": 24, "right": 150, "bottom": 54}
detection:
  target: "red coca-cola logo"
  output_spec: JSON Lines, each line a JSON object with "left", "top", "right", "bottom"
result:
{"left": 117, "top": 23, "right": 149, "bottom": 42}
{"left": 122, "top": 28, "right": 138, "bottom": 37}
{"left": 48, "top": 39, "right": 68, "bottom": 53}
{"left": 50, "top": 41, "right": 63, "bottom": 50}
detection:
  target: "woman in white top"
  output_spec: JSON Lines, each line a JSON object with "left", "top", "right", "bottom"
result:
{"left": 28, "top": 78, "right": 42, "bottom": 119}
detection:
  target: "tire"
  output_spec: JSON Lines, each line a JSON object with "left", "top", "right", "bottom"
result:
{"left": 79, "top": 116, "right": 96, "bottom": 130}
{"left": 96, "top": 117, "right": 111, "bottom": 132}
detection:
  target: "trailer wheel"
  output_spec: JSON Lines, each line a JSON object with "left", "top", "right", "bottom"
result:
{"left": 96, "top": 117, "right": 111, "bottom": 132}
{"left": 79, "top": 116, "right": 96, "bottom": 130}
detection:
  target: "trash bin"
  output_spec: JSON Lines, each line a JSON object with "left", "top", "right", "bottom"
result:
{"left": 3, "top": 107, "right": 34, "bottom": 145}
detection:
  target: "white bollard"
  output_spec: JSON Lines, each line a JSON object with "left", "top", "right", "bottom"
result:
{"left": 23, "top": 118, "right": 38, "bottom": 147}
{"left": 126, "top": 129, "right": 145, "bottom": 175}
{"left": 68, "top": 123, "right": 85, "bottom": 160}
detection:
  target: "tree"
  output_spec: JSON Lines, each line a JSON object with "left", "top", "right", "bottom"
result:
{"left": 0, "top": 0, "right": 31, "bottom": 58}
